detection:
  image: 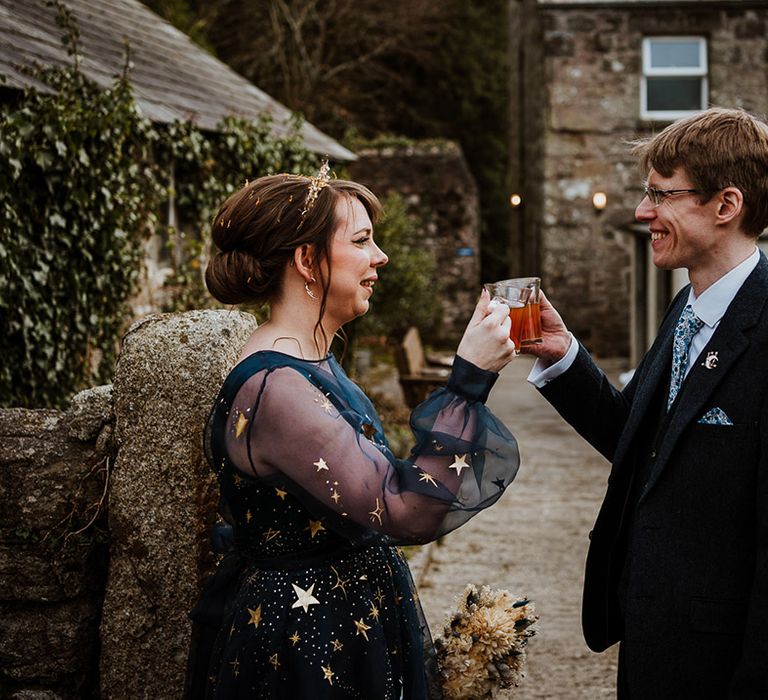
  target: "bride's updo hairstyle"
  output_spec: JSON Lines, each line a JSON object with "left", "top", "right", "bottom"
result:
{"left": 205, "top": 172, "right": 381, "bottom": 308}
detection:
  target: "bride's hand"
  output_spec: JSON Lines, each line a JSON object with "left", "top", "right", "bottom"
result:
{"left": 456, "top": 289, "right": 517, "bottom": 372}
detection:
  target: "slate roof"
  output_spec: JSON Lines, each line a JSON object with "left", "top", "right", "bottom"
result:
{"left": 538, "top": 0, "right": 767, "bottom": 5}
{"left": 0, "top": 0, "right": 355, "bottom": 160}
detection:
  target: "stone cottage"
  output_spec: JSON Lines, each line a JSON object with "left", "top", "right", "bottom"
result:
{"left": 509, "top": 0, "right": 768, "bottom": 362}
{"left": 0, "top": 0, "right": 480, "bottom": 343}
{"left": 0, "top": 0, "right": 354, "bottom": 316}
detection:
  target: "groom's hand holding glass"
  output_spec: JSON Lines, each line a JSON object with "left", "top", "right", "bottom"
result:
{"left": 518, "top": 291, "right": 572, "bottom": 365}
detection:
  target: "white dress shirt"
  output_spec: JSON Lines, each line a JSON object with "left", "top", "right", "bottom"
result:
{"left": 528, "top": 247, "right": 760, "bottom": 388}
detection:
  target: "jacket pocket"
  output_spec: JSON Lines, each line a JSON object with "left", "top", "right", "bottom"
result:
{"left": 689, "top": 596, "right": 748, "bottom": 634}
{"left": 677, "top": 422, "right": 757, "bottom": 489}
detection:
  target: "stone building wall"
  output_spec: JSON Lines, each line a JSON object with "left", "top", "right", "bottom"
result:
{"left": 0, "top": 387, "right": 114, "bottom": 699}
{"left": 348, "top": 141, "right": 481, "bottom": 345}
{"left": 515, "top": 1, "right": 768, "bottom": 356}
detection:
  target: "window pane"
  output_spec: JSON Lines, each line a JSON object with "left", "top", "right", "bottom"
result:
{"left": 646, "top": 77, "right": 702, "bottom": 111}
{"left": 649, "top": 40, "right": 701, "bottom": 69}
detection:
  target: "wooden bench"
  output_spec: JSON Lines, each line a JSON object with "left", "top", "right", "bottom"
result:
{"left": 394, "top": 327, "right": 453, "bottom": 408}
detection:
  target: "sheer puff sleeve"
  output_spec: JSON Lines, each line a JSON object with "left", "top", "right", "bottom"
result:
{"left": 221, "top": 354, "right": 520, "bottom": 545}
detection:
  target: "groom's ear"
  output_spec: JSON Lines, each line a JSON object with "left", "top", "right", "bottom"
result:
{"left": 714, "top": 187, "right": 744, "bottom": 227}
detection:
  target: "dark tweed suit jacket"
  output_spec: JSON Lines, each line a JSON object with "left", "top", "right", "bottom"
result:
{"left": 540, "top": 254, "right": 768, "bottom": 699}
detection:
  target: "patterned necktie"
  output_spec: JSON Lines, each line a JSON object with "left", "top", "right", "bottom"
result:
{"left": 667, "top": 304, "right": 704, "bottom": 410}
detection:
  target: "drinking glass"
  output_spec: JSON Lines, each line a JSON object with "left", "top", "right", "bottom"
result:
{"left": 483, "top": 277, "right": 542, "bottom": 347}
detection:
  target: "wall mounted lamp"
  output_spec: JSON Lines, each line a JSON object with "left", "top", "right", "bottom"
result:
{"left": 510, "top": 193, "right": 523, "bottom": 209}
{"left": 592, "top": 191, "right": 608, "bottom": 212}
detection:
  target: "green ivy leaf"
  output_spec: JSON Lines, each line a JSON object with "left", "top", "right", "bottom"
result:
{"left": 48, "top": 213, "right": 66, "bottom": 228}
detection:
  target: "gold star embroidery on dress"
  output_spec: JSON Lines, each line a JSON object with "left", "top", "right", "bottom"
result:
{"left": 229, "top": 656, "right": 240, "bottom": 677}
{"left": 318, "top": 395, "right": 334, "bottom": 414}
{"left": 368, "top": 497, "right": 384, "bottom": 526}
{"left": 448, "top": 454, "right": 470, "bottom": 476}
{"left": 331, "top": 638, "right": 343, "bottom": 652}
{"left": 418, "top": 470, "right": 438, "bottom": 487}
{"left": 245, "top": 510, "right": 252, "bottom": 523}
{"left": 394, "top": 592, "right": 403, "bottom": 605}
{"left": 369, "top": 603, "right": 380, "bottom": 621}
{"left": 361, "top": 422, "right": 376, "bottom": 440}
{"left": 314, "top": 458, "right": 329, "bottom": 472}
{"left": 432, "top": 440, "right": 445, "bottom": 452}
{"left": 247, "top": 605, "right": 262, "bottom": 628}
{"left": 331, "top": 565, "right": 349, "bottom": 599}
{"left": 322, "top": 664, "right": 335, "bottom": 685}
{"left": 291, "top": 583, "right": 320, "bottom": 613}
{"left": 306, "top": 519, "right": 325, "bottom": 538}
{"left": 354, "top": 617, "right": 372, "bottom": 641}
{"left": 234, "top": 412, "right": 249, "bottom": 438}
{"left": 232, "top": 474, "right": 242, "bottom": 486}
{"left": 269, "top": 653, "right": 280, "bottom": 669}
{"left": 359, "top": 574, "right": 368, "bottom": 581}
{"left": 374, "top": 587, "right": 385, "bottom": 607}
{"left": 263, "top": 527, "right": 280, "bottom": 542}
{"left": 330, "top": 489, "right": 341, "bottom": 504}
{"left": 275, "top": 487, "right": 287, "bottom": 500}
{"left": 289, "top": 631, "right": 300, "bottom": 646}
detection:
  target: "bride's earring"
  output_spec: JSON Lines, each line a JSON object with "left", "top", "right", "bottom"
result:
{"left": 305, "top": 278, "right": 318, "bottom": 300}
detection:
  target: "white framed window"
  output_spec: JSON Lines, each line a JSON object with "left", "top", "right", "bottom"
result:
{"left": 641, "top": 37, "right": 708, "bottom": 120}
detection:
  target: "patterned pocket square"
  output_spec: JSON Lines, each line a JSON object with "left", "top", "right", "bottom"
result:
{"left": 698, "top": 407, "right": 733, "bottom": 425}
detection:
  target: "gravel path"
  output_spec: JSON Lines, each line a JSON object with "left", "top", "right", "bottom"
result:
{"left": 412, "top": 356, "right": 624, "bottom": 699}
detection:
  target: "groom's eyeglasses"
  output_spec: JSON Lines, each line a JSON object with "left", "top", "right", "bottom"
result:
{"left": 642, "top": 185, "right": 704, "bottom": 207}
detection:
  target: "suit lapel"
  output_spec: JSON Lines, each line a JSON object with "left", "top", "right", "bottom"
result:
{"left": 642, "top": 255, "right": 768, "bottom": 498}
{"left": 611, "top": 292, "right": 685, "bottom": 469}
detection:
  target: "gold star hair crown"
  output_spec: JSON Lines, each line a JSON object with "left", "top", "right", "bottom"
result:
{"left": 299, "top": 159, "right": 331, "bottom": 220}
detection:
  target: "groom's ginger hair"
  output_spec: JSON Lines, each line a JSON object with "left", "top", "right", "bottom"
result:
{"left": 632, "top": 107, "right": 768, "bottom": 237}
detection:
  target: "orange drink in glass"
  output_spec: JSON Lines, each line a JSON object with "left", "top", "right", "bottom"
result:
{"left": 483, "top": 277, "right": 542, "bottom": 348}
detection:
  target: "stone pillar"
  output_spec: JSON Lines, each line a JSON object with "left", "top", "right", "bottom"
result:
{"left": 99, "top": 310, "right": 257, "bottom": 700}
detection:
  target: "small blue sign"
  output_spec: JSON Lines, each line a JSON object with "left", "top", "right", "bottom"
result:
{"left": 456, "top": 247, "right": 475, "bottom": 257}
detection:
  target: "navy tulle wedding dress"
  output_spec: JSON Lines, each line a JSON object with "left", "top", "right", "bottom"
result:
{"left": 185, "top": 350, "right": 520, "bottom": 699}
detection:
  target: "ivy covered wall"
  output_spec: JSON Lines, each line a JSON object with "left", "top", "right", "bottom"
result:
{"left": 0, "top": 10, "right": 318, "bottom": 408}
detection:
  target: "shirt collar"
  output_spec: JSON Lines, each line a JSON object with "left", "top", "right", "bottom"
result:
{"left": 687, "top": 247, "right": 760, "bottom": 328}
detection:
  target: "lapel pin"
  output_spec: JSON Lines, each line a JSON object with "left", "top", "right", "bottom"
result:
{"left": 702, "top": 351, "right": 719, "bottom": 369}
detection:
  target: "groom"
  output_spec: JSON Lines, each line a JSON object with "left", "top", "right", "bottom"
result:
{"left": 525, "top": 108, "right": 768, "bottom": 698}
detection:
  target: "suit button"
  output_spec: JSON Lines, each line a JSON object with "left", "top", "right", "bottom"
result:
{"left": 650, "top": 450, "right": 657, "bottom": 458}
